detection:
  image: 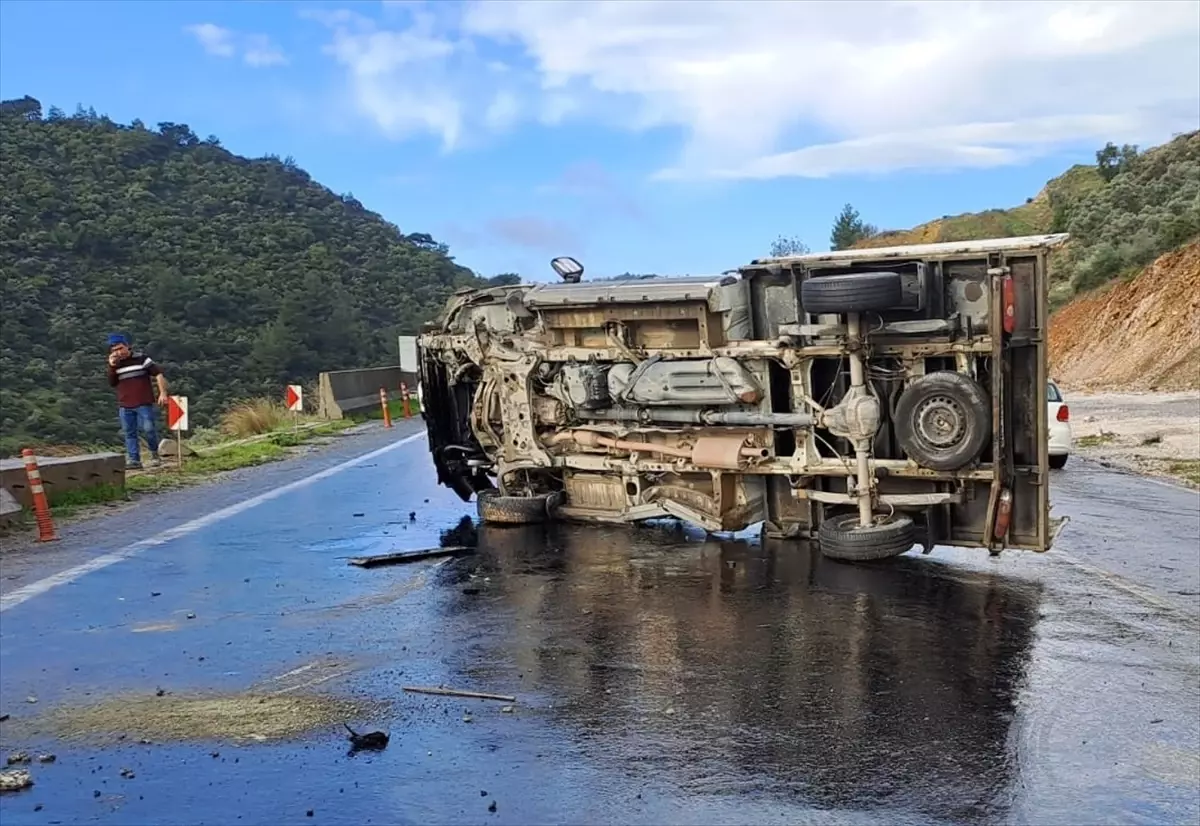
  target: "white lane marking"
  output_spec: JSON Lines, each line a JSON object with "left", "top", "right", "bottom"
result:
{"left": 268, "top": 662, "right": 320, "bottom": 682}
{"left": 0, "top": 432, "right": 427, "bottom": 613}
{"left": 270, "top": 668, "right": 355, "bottom": 695}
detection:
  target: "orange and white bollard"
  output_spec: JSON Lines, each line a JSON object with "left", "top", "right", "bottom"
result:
{"left": 21, "top": 449, "right": 58, "bottom": 542}
{"left": 379, "top": 387, "right": 393, "bottom": 429}
{"left": 400, "top": 382, "right": 412, "bottom": 418}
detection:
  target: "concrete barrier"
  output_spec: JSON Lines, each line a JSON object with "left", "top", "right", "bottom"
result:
{"left": 0, "top": 452, "right": 125, "bottom": 509}
{"left": 317, "top": 366, "right": 418, "bottom": 419}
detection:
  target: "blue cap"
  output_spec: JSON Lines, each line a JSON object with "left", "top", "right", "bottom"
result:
{"left": 107, "top": 333, "right": 129, "bottom": 348}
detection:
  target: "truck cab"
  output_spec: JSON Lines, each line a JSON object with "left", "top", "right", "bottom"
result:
{"left": 417, "top": 234, "right": 1067, "bottom": 562}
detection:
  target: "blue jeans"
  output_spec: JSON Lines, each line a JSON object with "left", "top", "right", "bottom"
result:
{"left": 119, "top": 405, "right": 160, "bottom": 463}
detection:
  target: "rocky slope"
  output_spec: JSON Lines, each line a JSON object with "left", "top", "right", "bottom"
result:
{"left": 1048, "top": 242, "right": 1200, "bottom": 391}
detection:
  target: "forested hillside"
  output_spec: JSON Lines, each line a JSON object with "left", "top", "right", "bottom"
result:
{"left": 852, "top": 131, "right": 1200, "bottom": 307}
{"left": 0, "top": 95, "right": 484, "bottom": 454}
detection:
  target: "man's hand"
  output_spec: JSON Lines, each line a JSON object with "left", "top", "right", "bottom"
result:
{"left": 155, "top": 393, "right": 167, "bottom": 407}
{"left": 108, "top": 351, "right": 121, "bottom": 367}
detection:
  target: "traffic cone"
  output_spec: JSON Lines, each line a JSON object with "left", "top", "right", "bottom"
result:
{"left": 21, "top": 449, "right": 58, "bottom": 542}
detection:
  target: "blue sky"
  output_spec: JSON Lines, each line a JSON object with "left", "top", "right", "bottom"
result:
{"left": 2, "top": 0, "right": 1197, "bottom": 281}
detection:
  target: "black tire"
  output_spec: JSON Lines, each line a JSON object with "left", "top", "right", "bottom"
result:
{"left": 818, "top": 513, "right": 916, "bottom": 562}
{"left": 894, "top": 371, "right": 992, "bottom": 471}
{"left": 476, "top": 490, "right": 563, "bottom": 525}
{"left": 801, "top": 272, "right": 903, "bottom": 315}
{"left": 1049, "top": 453, "right": 1068, "bottom": 469}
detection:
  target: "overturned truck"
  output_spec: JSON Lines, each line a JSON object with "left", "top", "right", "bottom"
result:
{"left": 417, "top": 234, "right": 1068, "bottom": 562}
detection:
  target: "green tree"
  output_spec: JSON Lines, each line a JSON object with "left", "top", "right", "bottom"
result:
{"left": 485, "top": 273, "right": 521, "bottom": 287}
{"left": 768, "top": 235, "right": 809, "bottom": 257}
{"left": 0, "top": 96, "right": 489, "bottom": 454}
{"left": 830, "top": 203, "right": 878, "bottom": 250}
{"left": 1095, "top": 141, "right": 1140, "bottom": 182}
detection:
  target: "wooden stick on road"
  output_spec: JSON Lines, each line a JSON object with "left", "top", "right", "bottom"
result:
{"left": 402, "top": 685, "right": 517, "bottom": 703}
{"left": 347, "top": 546, "right": 473, "bottom": 568}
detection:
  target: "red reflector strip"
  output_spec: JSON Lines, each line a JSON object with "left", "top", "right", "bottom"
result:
{"left": 1002, "top": 276, "right": 1016, "bottom": 334}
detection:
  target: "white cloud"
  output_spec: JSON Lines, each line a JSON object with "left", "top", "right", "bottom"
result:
{"left": 185, "top": 23, "right": 288, "bottom": 68}
{"left": 484, "top": 91, "right": 521, "bottom": 132}
{"left": 309, "top": 0, "right": 1200, "bottom": 177}
{"left": 242, "top": 34, "right": 288, "bottom": 68}
{"left": 186, "top": 23, "right": 236, "bottom": 58}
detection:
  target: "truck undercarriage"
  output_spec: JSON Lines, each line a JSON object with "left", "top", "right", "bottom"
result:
{"left": 417, "top": 235, "right": 1066, "bottom": 562}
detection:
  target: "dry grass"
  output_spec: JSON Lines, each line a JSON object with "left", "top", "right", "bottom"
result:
{"left": 219, "top": 398, "right": 290, "bottom": 438}
{"left": 40, "top": 692, "right": 377, "bottom": 744}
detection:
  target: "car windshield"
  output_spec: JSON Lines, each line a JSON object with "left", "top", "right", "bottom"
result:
{"left": 1047, "top": 382, "right": 1062, "bottom": 402}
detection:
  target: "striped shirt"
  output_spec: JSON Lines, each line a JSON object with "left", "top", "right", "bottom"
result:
{"left": 107, "top": 352, "right": 162, "bottom": 409}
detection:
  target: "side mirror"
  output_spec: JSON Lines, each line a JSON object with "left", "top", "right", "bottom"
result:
{"left": 551, "top": 256, "right": 585, "bottom": 283}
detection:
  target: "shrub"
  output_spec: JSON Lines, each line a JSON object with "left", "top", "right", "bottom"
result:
{"left": 1072, "top": 244, "right": 1124, "bottom": 293}
{"left": 219, "top": 398, "right": 289, "bottom": 438}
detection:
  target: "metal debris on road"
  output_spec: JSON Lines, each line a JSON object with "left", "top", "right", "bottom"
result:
{"left": 344, "top": 723, "right": 389, "bottom": 751}
{"left": 6, "top": 752, "right": 30, "bottom": 766}
{"left": 347, "top": 546, "right": 473, "bottom": 568}
{"left": 402, "top": 686, "right": 517, "bottom": 703}
{"left": 0, "top": 769, "right": 33, "bottom": 793}
{"left": 35, "top": 754, "right": 55, "bottom": 764}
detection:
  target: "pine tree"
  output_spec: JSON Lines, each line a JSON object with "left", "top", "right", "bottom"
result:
{"left": 830, "top": 204, "right": 878, "bottom": 250}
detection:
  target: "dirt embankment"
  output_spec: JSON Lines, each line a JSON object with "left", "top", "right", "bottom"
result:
{"left": 1049, "top": 242, "right": 1200, "bottom": 392}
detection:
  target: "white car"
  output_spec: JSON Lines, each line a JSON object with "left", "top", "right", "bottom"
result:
{"left": 1047, "top": 380, "right": 1073, "bottom": 468}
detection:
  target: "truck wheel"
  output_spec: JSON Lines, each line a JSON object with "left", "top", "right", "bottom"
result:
{"left": 476, "top": 490, "right": 563, "bottom": 525}
{"left": 818, "top": 513, "right": 917, "bottom": 562}
{"left": 1049, "top": 454, "right": 1068, "bottom": 469}
{"left": 800, "top": 272, "right": 903, "bottom": 315}
{"left": 894, "top": 371, "right": 992, "bottom": 471}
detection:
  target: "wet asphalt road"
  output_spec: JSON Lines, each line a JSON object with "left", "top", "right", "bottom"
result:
{"left": 1, "top": 423, "right": 1198, "bottom": 826}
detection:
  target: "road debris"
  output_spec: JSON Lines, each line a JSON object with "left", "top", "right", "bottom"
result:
{"left": 347, "top": 546, "right": 473, "bottom": 568}
{"left": 402, "top": 686, "right": 516, "bottom": 703}
{"left": 6, "top": 752, "right": 31, "bottom": 765}
{"left": 35, "top": 754, "right": 56, "bottom": 764}
{"left": 488, "top": 800, "right": 497, "bottom": 813}
{"left": 0, "top": 769, "right": 33, "bottom": 793}
{"left": 500, "top": 705, "right": 514, "bottom": 714}
{"left": 120, "top": 768, "right": 135, "bottom": 779}
{"left": 0, "top": 714, "right": 8, "bottom": 722}
{"left": 343, "top": 723, "right": 389, "bottom": 751}
{"left": 42, "top": 693, "right": 376, "bottom": 743}
{"left": 25, "top": 696, "right": 37, "bottom": 704}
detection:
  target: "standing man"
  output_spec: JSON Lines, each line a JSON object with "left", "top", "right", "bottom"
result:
{"left": 106, "top": 333, "right": 168, "bottom": 469}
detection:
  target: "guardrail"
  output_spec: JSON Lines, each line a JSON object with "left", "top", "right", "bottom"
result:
{"left": 317, "top": 366, "right": 418, "bottom": 419}
{"left": 0, "top": 452, "right": 125, "bottom": 510}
